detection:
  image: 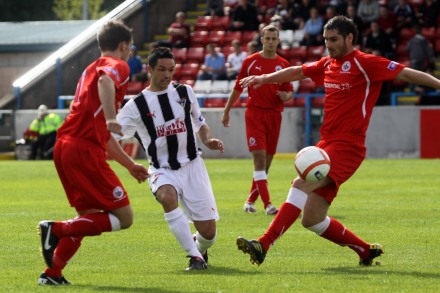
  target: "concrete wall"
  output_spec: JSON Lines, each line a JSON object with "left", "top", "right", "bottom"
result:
{"left": 14, "top": 106, "right": 439, "bottom": 159}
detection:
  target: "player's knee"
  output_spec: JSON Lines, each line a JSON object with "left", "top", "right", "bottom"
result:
{"left": 292, "top": 177, "right": 306, "bottom": 190}
{"left": 120, "top": 217, "right": 133, "bottom": 229}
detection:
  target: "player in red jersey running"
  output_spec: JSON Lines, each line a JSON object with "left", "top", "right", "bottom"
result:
{"left": 235, "top": 16, "right": 440, "bottom": 266}
{"left": 222, "top": 24, "right": 293, "bottom": 215}
{"left": 37, "top": 20, "right": 149, "bottom": 285}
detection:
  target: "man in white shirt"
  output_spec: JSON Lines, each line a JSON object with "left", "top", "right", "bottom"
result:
{"left": 226, "top": 39, "right": 248, "bottom": 81}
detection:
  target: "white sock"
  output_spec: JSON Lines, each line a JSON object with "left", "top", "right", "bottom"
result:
{"left": 195, "top": 231, "right": 216, "bottom": 254}
{"left": 306, "top": 216, "right": 331, "bottom": 236}
{"left": 253, "top": 170, "right": 267, "bottom": 181}
{"left": 108, "top": 213, "right": 121, "bottom": 231}
{"left": 285, "top": 187, "right": 308, "bottom": 210}
{"left": 164, "top": 208, "right": 202, "bottom": 258}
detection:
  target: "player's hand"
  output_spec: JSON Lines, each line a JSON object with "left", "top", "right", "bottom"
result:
{"left": 106, "top": 119, "right": 123, "bottom": 136}
{"left": 278, "top": 91, "right": 293, "bottom": 101}
{"left": 221, "top": 112, "right": 230, "bottom": 127}
{"left": 239, "top": 75, "right": 265, "bottom": 89}
{"left": 129, "top": 163, "right": 149, "bottom": 183}
{"left": 204, "top": 138, "right": 224, "bottom": 154}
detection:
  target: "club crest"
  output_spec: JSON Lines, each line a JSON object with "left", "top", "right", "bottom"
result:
{"left": 176, "top": 97, "right": 187, "bottom": 107}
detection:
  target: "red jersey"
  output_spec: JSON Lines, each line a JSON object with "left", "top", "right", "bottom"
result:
{"left": 234, "top": 52, "right": 293, "bottom": 113}
{"left": 302, "top": 50, "right": 405, "bottom": 142}
{"left": 57, "top": 56, "right": 130, "bottom": 149}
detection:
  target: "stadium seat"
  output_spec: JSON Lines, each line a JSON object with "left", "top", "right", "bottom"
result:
{"left": 435, "top": 39, "right": 440, "bottom": 54}
{"left": 203, "top": 98, "right": 227, "bottom": 108}
{"left": 211, "top": 16, "right": 230, "bottom": 31}
{"left": 298, "top": 78, "right": 316, "bottom": 93}
{"left": 126, "top": 81, "right": 144, "bottom": 95}
{"left": 179, "top": 63, "right": 200, "bottom": 80}
{"left": 279, "top": 30, "right": 294, "bottom": 48}
{"left": 194, "top": 80, "right": 212, "bottom": 94}
{"left": 399, "top": 28, "right": 415, "bottom": 41}
{"left": 186, "top": 47, "right": 205, "bottom": 63}
{"left": 224, "top": 31, "right": 242, "bottom": 46}
{"left": 178, "top": 79, "right": 195, "bottom": 87}
{"left": 194, "top": 16, "right": 213, "bottom": 31}
{"left": 172, "top": 48, "right": 187, "bottom": 64}
{"left": 312, "top": 96, "right": 325, "bottom": 107}
{"left": 211, "top": 80, "right": 230, "bottom": 94}
{"left": 307, "top": 46, "right": 325, "bottom": 59}
{"left": 292, "top": 96, "right": 306, "bottom": 107}
{"left": 289, "top": 46, "right": 307, "bottom": 61}
{"left": 292, "top": 30, "right": 305, "bottom": 47}
{"left": 173, "top": 63, "right": 182, "bottom": 80}
{"left": 222, "top": 46, "right": 234, "bottom": 58}
{"left": 190, "top": 31, "right": 209, "bottom": 47}
{"left": 395, "top": 42, "right": 408, "bottom": 58}
{"left": 241, "top": 31, "right": 258, "bottom": 43}
{"left": 207, "top": 30, "right": 225, "bottom": 46}
{"left": 421, "top": 27, "right": 436, "bottom": 42}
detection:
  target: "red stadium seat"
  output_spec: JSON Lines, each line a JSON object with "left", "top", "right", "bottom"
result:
{"left": 190, "top": 31, "right": 209, "bottom": 47}
{"left": 399, "top": 28, "right": 415, "bottom": 41}
{"left": 222, "top": 46, "right": 235, "bottom": 58}
{"left": 207, "top": 30, "right": 225, "bottom": 46}
{"left": 422, "top": 27, "right": 436, "bottom": 42}
{"left": 289, "top": 46, "right": 307, "bottom": 61}
{"left": 194, "top": 16, "right": 213, "bottom": 31}
{"left": 126, "top": 81, "right": 144, "bottom": 95}
{"left": 178, "top": 79, "right": 195, "bottom": 87}
{"left": 395, "top": 42, "right": 408, "bottom": 58}
{"left": 203, "top": 98, "right": 227, "bottom": 108}
{"left": 312, "top": 96, "right": 325, "bottom": 107}
{"left": 186, "top": 47, "right": 205, "bottom": 63}
{"left": 173, "top": 63, "right": 182, "bottom": 80}
{"left": 298, "top": 79, "right": 316, "bottom": 93}
{"left": 179, "top": 63, "right": 200, "bottom": 80}
{"left": 241, "top": 31, "right": 258, "bottom": 43}
{"left": 171, "top": 48, "right": 187, "bottom": 64}
{"left": 224, "top": 31, "right": 242, "bottom": 46}
{"left": 435, "top": 39, "right": 440, "bottom": 54}
{"left": 307, "top": 46, "right": 325, "bottom": 59}
{"left": 211, "top": 16, "right": 230, "bottom": 30}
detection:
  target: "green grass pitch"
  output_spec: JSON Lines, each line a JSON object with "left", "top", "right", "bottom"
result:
{"left": 0, "top": 157, "right": 439, "bottom": 292}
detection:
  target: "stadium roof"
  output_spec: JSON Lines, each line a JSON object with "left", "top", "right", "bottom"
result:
{"left": 0, "top": 20, "right": 96, "bottom": 51}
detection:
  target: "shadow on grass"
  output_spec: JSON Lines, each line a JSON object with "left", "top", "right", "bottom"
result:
{"left": 174, "top": 264, "right": 262, "bottom": 275}
{"left": 321, "top": 266, "right": 440, "bottom": 279}
{"left": 73, "top": 285, "right": 179, "bottom": 292}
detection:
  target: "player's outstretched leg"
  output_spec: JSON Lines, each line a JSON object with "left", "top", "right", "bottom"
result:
{"left": 38, "top": 221, "right": 59, "bottom": 268}
{"left": 236, "top": 237, "right": 267, "bottom": 265}
{"left": 359, "top": 243, "right": 384, "bottom": 266}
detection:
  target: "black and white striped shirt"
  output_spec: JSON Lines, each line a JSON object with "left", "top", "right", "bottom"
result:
{"left": 116, "top": 83, "right": 206, "bottom": 170}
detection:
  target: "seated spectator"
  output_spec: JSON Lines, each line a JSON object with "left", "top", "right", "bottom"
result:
{"left": 159, "top": 11, "right": 191, "bottom": 48}
{"left": 300, "top": 6, "right": 324, "bottom": 47}
{"left": 393, "top": 0, "right": 416, "bottom": 31}
{"left": 364, "top": 21, "right": 394, "bottom": 58}
{"left": 346, "top": 4, "right": 365, "bottom": 45}
{"left": 226, "top": 40, "right": 248, "bottom": 80}
{"left": 230, "top": 0, "right": 260, "bottom": 31}
{"left": 377, "top": 5, "right": 397, "bottom": 44}
{"left": 256, "top": 0, "right": 279, "bottom": 22}
{"left": 198, "top": 43, "right": 227, "bottom": 81}
{"left": 28, "top": 105, "right": 63, "bottom": 160}
{"left": 247, "top": 40, "right": 259, "bottom": 55}
{"left": 205, "top": 0, "right": 225, "bottom": 16}
{"left": 416, "top": 0, "right": 439, "bottom": 28}
{"left": 127, "top": 45, "right": 147, "bottom": 82}
{"left": 357, "top": 0, "right": 380, "bottom": 27}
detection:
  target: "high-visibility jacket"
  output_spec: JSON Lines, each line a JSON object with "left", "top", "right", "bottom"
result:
{"left": 29, "top": 113, "right": 63, "bottom": 136}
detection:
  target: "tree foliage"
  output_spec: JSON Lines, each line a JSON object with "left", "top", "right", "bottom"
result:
{"left": 53, "top": 0, "right": 107, "bottom": 20}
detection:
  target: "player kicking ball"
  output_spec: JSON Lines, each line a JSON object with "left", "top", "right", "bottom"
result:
{"left": 236, "top": 16, "right": 440, "bottom": 267}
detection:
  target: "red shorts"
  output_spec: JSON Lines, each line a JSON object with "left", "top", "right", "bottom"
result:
{"left": 54, "top": 136, "right": 130, "bottom": 212}
{"left": 314, "top": 138, "right": 366, "bottom": 203}
{"left": 245, "top": 108, "right": 282, "bottom": 155}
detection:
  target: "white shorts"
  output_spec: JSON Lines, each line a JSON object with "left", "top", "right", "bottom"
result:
{"left": 147, "top": 156, "right": 219, "bottom": 222}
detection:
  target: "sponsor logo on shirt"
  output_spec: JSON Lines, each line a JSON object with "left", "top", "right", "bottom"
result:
{"left": 255, "top": 66, "right": 262, "bottom": 71}
{"left": 104, "top": 67, "right": 120, "bottom": 82}
{"left": 324, "top": 82, "right": 352, "bottom": 91}
{"left": 156, "top": 118, "right": 186, "bottom": 137}
{"left": 387, "top": 61, "right": 398, "bottom": 70}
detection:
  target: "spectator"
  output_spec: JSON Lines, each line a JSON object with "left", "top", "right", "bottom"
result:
{"left": 127, "top": 45, "right": 147, "bottom": 82}
{"left": 28, "top": 104, "right": 63, "bottom": 160}
{"left": 205, "top": 0, "right": 225, "bottom": 16}
{"left": 364, "top": 21, "right": 394, "bottom": 58}
{"left": 159, "top": 11, "right": 191, "bottom": 48}
{"left": 357, "top": 0, "right": 380, "bottom": 27}
{"left": 226, "top": 39, "right": 248, "bottom": 80}
{"left": 295, "top": 0, "right": 316, "bottom": 25}
{"left": 198, "top": 43, "right": 227, "bottom": 81}
{"left": 300, "top": 6, "right": 324, "bottom": 47}
{"left": 230, "top": 0, "right": 260, "bottom": 31}
{"left": 393, "top": 0, "right": 416, "bottom": 31}
{"left": 346, "top": 4, "right": 365, "bottom": 45}
{"left": 416, "top": 0, "right": 439, "bottom": 28}
{"left": 406, "top": 26, "right": 435, "bottom": 72}
{"left": 247, "top": 40, "right": 259, "bottom": 54}
{"left": 377, "top": 5, "right": 397, "bottom": 45}
{"left": 256, "top": 0, "right": 279, "bottom": 22}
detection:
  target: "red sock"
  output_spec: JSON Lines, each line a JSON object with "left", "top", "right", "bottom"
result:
{"left": 255, "top": 179, "right": 271, "bottom": 208}
{"left": 52, "top": 213, "right": 112, "bottom": 238}
{"left": 320, "top": 217, "right": 371, "bottom": 259}
{"left": 45, "top": 236, "right": 83, "bottom": 277}
{"left": 258, "top": 202, "right": 302, "bottom": 251}
{"left": 246, "top": 179, "right": 259, "bottom": 203}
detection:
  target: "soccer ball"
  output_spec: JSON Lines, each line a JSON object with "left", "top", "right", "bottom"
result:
{"left": 294, "top": 146, "right": 330, "bottom": 182}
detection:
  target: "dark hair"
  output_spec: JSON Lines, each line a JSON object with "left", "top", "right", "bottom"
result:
{"left": 97, "top": 20, "right": 132, "bottom": 51}
{"left": 148, "top": 47, "right": 176, "bottom": 68}
{"left": 323, "top": 15, "right": 358, "bottom": 45}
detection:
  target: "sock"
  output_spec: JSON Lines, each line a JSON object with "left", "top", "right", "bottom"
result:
{"left": 52, "top": 212, "right": 113, "bottom": 238}
{"left": 45, "top": 236, "right": 83, "bottom": 277}
{"left": 254, "top": 171, "right": 271, "bottom": 208}
{"left": 246, "top": 179, "right": 259, "bottom": 203}
{"left": 195, "top": 231, "right": 216, "bottom": 254}
{"left": 258, "top": 187, "right": 307, "bottom": 251}
{"left": 308, "top": 216, "right": 371, "bottom": 259}
{"left": 165, "top": 208, "right": 202, "bottom": 258}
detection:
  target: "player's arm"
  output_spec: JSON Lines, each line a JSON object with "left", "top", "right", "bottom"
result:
{"left": 106, "top": 135, "right": 149, "bottom": 183}
{"left": 221, "top": 89, "right": 242, "bottom": 127}
{"left": 240, "top": 66, "right": 306, "bottom": 89}
{"left": 98, "top": 74, "right": 122, "bottom": 135}
{"left": 197, "top": 124, "right": 224, "bottom": 154}
{"left": 395, "top": 67, "right": 440, "bottom": 90}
